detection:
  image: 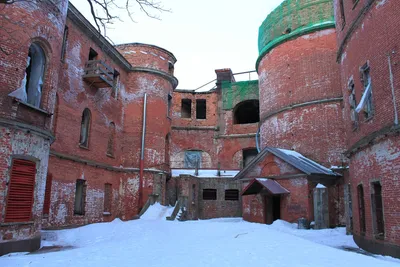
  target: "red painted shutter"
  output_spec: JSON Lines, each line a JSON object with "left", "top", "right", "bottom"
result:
{"left": 5, "top": 159, "right": 36, "bottom": 222}
{"left": 43, "top": 173, "right": 52, "bottom": 215}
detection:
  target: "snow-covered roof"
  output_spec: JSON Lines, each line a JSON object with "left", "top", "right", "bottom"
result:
{"left": 171, "top": 169, "right": 240, "bottom": 178}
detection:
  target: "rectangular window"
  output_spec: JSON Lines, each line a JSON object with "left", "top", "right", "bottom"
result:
{"left": 196, "top": 99, "right": 206, "bottom": 119}
{"left": 5, "top": 159, "right": 36, "bottom": 223}
{"left": 357, "top": 184, "right": 366, "bottom": 234}
{"left": 74, "top": 179, "right": 86, "bottom": 215}
{"left": 356, "top": 63, "right": 373, "bottom": 119}
{"left": 371, "top": 182, "right": 384, "bottom": 238}
{"left": 167, "top": 94, "right": 172, "bottom": 118}
{"left": 348, "top": 79, "right": 358, "bottom": 129}
{"left": 203, "top": 189, "right": 217, "bottom": 200}
{"left": 181, "top": 99, "right": 192, "bottom": 118}
{"left": 104, "top": 183, "right": 112, "bottom": 214}
{"left": 61, "top": 26, "right": 68, "bottom": 61}
{"left": 243, "top": 148, "right": 258, "bottom": 168}
{"left": 112, "top": 69, "right": 120, "bottom": 99}
{"left": 88, "top": 48, "right": 98, "bottom": 61}
{"left": 43, "top": 173, "right": 53, "bottom": 216}
{"left": 225, "top": 189, "right": 239, "bottom": 201}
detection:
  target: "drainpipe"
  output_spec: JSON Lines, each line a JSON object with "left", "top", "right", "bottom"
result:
{"left": 139, "top": 93, "right": 148, "bottom": 209}
{"left": 255, "top": 123, "right": 261, "bottom": 153}
{"left": 388, "top": 52, "right": 398, "bottom": 125}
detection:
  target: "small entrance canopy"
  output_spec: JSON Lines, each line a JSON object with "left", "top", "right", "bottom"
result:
{"left": 242, "top": 178, "right": 290, "bottom": 196}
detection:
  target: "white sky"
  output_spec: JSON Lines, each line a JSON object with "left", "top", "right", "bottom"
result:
{"left": 70, "top": 0, "right": 284, "bottom": 89}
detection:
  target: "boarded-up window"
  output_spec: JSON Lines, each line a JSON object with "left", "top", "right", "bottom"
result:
{"left": 43, "top": 173, "right": 53, "bottom": 216}
{"left": 196, "top": 99, "right": 206, "bottom": 119}
{"left": 80, "top": 108, "right": 91, "bottom": 148}
{"left": 371, "top": 182, "right": 384, "bottom": 238}
{"left": 5, "top": 159, "right": 36, "bottom": 222}
{"left": 203, "top": 189, "right": 217, "bottom": 200}
{"left": 104, "top": 183, "right": 112, "bottom": 213}
{"left": 184, "top": 150, "right": 201, "bottom": 168}
{"left": 225, "top": 189, "right": 239, "bottom": 201}
{"left": 357, "top": 184, "right": 366, "bottom": 234}
{"left": 74, "top": 179, "right": 86, "bottom": 215}
{"left": 181, "top": 99, "right": 192, "bottom": 118}
{"left": 107, "top": 122, "right": 116, "bottom": 156}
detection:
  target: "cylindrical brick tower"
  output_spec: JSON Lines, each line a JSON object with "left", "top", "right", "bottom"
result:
{"left": 0, "top": 0, "right": 68, "bottom": 255}
{"left": 334, "top": 0, "right": 400, "bottom": 258}
{"left": 257, "top": 0, "right": 346, "bottom": 167}
{"left": 116, "top": 43, "right": 178, "bottom": 209}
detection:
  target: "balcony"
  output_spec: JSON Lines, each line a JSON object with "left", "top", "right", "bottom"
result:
{"left": 82, "top": 60, "right": 114, "bottom": 88}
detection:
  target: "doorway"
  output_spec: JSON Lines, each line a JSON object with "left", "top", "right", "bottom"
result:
{"left": 264, "top": 195, "right": 281, "bottom": 224}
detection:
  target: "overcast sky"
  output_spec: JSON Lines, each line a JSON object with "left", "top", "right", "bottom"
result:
{"left": 70, "top": 0, "right": 284, "bottom": 90}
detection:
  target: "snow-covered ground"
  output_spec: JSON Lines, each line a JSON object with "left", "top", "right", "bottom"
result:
{"left": 1, "top": 203, "right": 400, "bottom": 267}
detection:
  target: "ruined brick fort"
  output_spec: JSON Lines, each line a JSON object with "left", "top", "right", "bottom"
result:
{"left": 0, "top": 0, "right": 399, "bottom": 259}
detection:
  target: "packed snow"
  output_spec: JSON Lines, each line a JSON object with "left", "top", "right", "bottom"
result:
{"left": 1, "top": 204, "right": 400, "bottom": 267}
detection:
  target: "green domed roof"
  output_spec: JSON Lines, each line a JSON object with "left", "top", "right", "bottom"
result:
{"left": 256, "top": 0, "right": 335, "bottom": 69}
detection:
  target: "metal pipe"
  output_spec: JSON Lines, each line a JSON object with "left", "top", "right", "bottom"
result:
{"left": 256, "top": 123, "right": 261, "bottom": 153}
{"left": 139, "top": 93, "right": 147, "bottom": 209}
{"left": 388, "top": 53, "right": 398, "bottom": 125}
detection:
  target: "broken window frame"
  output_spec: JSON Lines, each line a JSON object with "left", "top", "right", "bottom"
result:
{"left": 74, "top": 179, "right": 86, "bottom": 216}
{"left": 356, "top": 63, "right": 374, "bottom": 119}
{"left": 348, "top": 79, "right": 358, "bottom": 129}
{"left": 79, "top": 108, "right": 91, "bottom": 148}
{"left": 203, "top": 189, "right": 217, "bottom": 200}
{"left": 196, "top": 99, "right": 207, "bottom": 120}
{"left": 181, "top": 99, "right": 192, "bottom": 119}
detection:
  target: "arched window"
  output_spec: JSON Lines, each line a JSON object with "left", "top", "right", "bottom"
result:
{"left": 107, "top": 122, "right": 116, "bottom": 156}
{"left": 80, "top": 108, "right": 91, "bottom": 148}
{"left": 26, "top": 43, "right": 46, "bottom": 107}
{"left": 233, "top": 100, "right": 259, "bottom": 124}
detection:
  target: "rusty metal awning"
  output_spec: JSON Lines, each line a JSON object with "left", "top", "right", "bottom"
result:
{"left": 242, "top": 178, "right": 290, "bottom": 196}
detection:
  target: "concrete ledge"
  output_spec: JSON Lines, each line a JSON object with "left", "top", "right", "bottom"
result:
{"left": 0, "top": 235, "right": 41, "bottom": 256}
{"left": 172, "top": 126, "right": 218, "bottom": 131}
{"left": 353, "top": 233, "right": 400, "bottom": 259}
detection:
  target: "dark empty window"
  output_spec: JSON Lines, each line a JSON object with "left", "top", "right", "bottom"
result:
{"left": 167, "top": 94, "right": 172, "bottom": 117}
{"left": 61, "top": 26, "right": 68, "bottom": 61}
{"left": 112, "top": 69, "right": 120, "bottom": 99}
{"left": 107, "top": 122, "right": 116, "bottom": 156}
{"left": 88, "top": 48, "right": 98, "bottom": 61}
{"left": 181, "top": 99, "right": 192, "bottom": 118}
{"left": 371, "top": 182, "right": 384, "bottom": 238}
{"left": 74, "top": 179, "right": 86, "bottom": 215}
{"left": 225, "top": 189, "right": 239, "bottom": 201}
{"left": 80, "top": 108, "right": 91, "bottom": 148}
{"left": 234, "top": 100, "right": 259, "bottom": 124}
{"left": 43, "top": 173, "right": 53, "bottom": 216}
{"left": 203, "top": 189, "right": 217, "bottom": 200}
{"left": 104, "top": 183, "right": 112, "bottom": 213}
{"left": 168, "top": 62, "right": 174, "bottom": 75}
{"left": 243, "top": 148, "right": 258, "bottom": 168}
{"left": 165, "top": 134, "right": 170, "bottom": 165}
{"left": 5, "top": 159, "right": 36, "bottom": 223}
{"left": 357, "top": 184, "right": 366, "bottom": 234}
{"left": 196, "top": 99, "right": 206, "bottom": 119}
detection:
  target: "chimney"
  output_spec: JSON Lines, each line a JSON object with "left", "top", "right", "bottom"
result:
{"left": 215, "top": 68, "right": 235, "bottom": 90}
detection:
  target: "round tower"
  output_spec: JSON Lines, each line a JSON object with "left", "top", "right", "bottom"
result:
{"left": 257, "top": 0, "right": 346, "bottom": 167}
{"left": 116, "top": 43, "right": 178, "bottom": 207}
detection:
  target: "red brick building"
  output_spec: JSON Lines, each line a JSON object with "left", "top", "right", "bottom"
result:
{"left": 334, "top": 0, "right": 400, "bottom": 257}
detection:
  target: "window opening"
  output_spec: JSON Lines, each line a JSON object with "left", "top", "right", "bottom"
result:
{"left": 74, "top": 179, "right": 86, "bottom": 215}
{"left": 112, "top": 69, "right": 120, "bottom": 99}
{"left": 184, "top": 150, "right": 201, "bottom": 168}
{"left": 348, "top": 79, "right": 358, "bottom": 129}
{"left": 225, "top": 189, "right": 239, "bottom": 201}
{"left": 243, "top": 148, "right": 258, "bottom": 168}
{"left": 26, "top": 43, "right": 46, "bottom": 107}
{"left": 203, "top": 189, "right": 217, "bottom": 200}
{"left": 80, "top": 108, "right": 91, "bottom": 148}
{"left": 165, "top": 134, "right": 170, "bottom": 165}
{"left": 5, "top": 159, "right": 36, "bottom": 222}
{"left": 104, "top": 183, "right": 112, "bottom": 213}
{"left": 357, "top": 184, "right": 366, "bottom": 234}
{"left": 168, "top": 62, "right": 174, "bottom": 75}
{"left": 88, "top": 48, "right": 98, "bottom": 61}
{"left": 107, "top": 122, "right": 116, "bottom": 156}
{"left": 43, "top": 173, "right": 53, "bottom": 216}
{"left": 167, "top": 94, "right": 172, "bottom": 117}
{"left": 371, "top": 182, "right": 384, "bottom": 238}
{"left": 233, "top": 100, "right": 260, "bottom": 124}
{"left": 181, "top": 99, "right": 192, "bottom": 118}
{"left": 356, "top": 63, "right": 373, "bottom": 119}
{"left": 61, "top": 26, "right": 69, "bottom": 61}
{"left": 196, "top": 99, "right": 206, "bottom": 119}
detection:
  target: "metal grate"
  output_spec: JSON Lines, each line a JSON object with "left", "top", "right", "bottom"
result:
{"left": 225, "top": 189, "right": 239, "bottom": 201}
{"left": 5, "top": 159, "right": 36, "bottom": 223}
